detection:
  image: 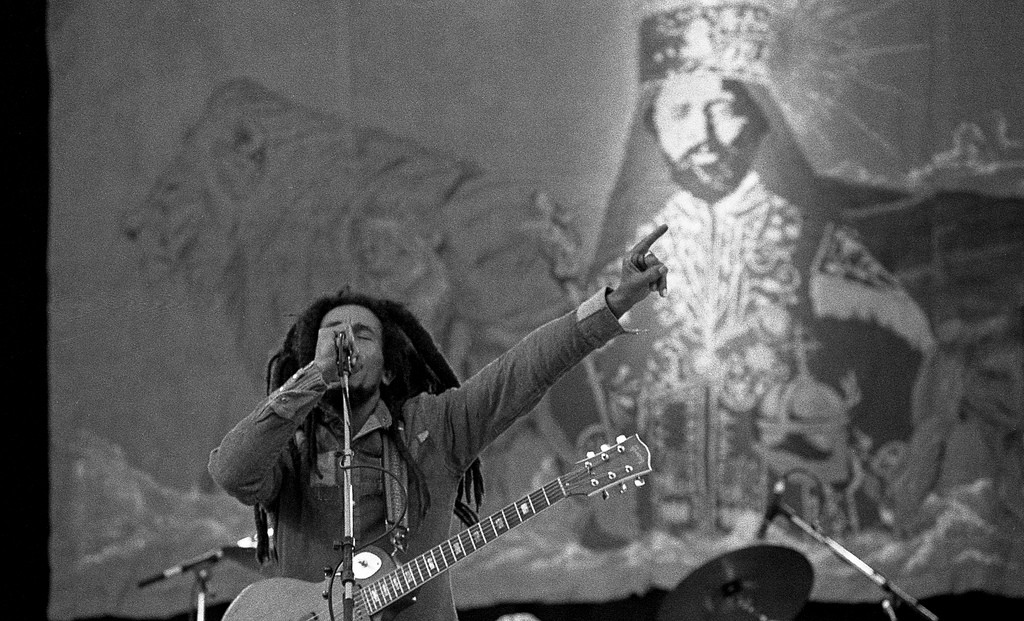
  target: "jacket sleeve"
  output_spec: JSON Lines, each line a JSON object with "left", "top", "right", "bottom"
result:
{"left": 207, "top": 361, "right": 329, "bottom": 505}
{"left": 409, "top": 287, "right": 629, "bottom": 473}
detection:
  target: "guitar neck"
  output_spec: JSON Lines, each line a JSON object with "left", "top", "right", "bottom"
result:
{"left": 359, "top": 475, "right": 570, "bottom": 614}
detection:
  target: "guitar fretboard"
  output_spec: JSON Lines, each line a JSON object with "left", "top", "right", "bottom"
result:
{"left": 357, "top": 475, "right": 569, "bottom": 614}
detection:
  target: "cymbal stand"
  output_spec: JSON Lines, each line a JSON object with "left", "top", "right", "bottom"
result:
{"left": 775, "top": 501, "right": 939, "bottom": 621}
{"left": 729, "top": 584, "right": 773, "bottom": 621}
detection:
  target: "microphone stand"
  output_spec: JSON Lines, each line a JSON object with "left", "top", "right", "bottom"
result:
{"left": 137, "top": 548, "right": 225, "bottom": 621}
{"left": 192, "top": 568, "right": 211, "bottom": 621}
{"left": 336, "top": 335, "right": 357, "bottom": 621}
{"left": 774, "top": 501, "right": 939, "bottom": 621}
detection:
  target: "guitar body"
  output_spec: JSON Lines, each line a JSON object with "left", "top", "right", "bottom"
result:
{"left": 221, "top": 547, "right": 415, "bottom": 621}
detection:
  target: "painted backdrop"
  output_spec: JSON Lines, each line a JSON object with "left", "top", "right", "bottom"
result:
{"left": 49, "top": 1, "right": 1023, "bottom": 619}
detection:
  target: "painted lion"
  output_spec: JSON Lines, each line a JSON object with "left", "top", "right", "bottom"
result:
{"left": 122, "top": 77, "right": 579, "bottom": 385}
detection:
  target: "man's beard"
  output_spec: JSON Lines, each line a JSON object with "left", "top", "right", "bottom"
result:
{"left": 669, "top": 142, "right": 754, "bottom": 203}
{"left": 322, "top": 382, "right": 377, "bottom": 416}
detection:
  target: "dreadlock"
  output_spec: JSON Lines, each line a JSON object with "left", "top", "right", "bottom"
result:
{"left": 254, "top": 287, "right": 484, "bottom": 563}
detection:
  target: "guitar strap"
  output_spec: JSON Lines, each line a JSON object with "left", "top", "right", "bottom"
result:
{"left": 381, "top": 424, "right": 410, "bottom": 554}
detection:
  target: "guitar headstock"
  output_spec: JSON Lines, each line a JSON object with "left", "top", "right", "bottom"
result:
{"left": 563, "top": 434, "right": 652, "bottom": 497}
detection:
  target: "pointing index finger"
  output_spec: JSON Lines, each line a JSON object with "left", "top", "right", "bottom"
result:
{"left": 629, "top": 223, "right": 668, "bottom": 257}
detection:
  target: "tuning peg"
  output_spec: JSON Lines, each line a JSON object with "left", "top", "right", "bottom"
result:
{"left": 586, "top": 451, "right": 596, "bottom": 458}
{"left": 620, "top": 482, "right": 628, "bottom": 494}
{"left": 616, "top": 435, "right": 627, "bottom": 443}
{"left": 634, "top": 477, "right": 646, "bottom": 487}
{"left": 601, "top": 490, "right": 609, "bottom": 500}
{"left": 600, "top": 444, "right": 611, "bottom": 451}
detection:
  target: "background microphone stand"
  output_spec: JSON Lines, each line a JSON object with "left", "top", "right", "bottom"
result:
{"left": 333, "top": 328, "right": 358, "bottom": 621}
{"left": 771, "top": 501, "right": 939, "bottom": 621}
{"left": 137, "top": 550, "right": 217, "bottom": 621}
{"left": 136, "top": 539, "right": 257, "bottom": 621}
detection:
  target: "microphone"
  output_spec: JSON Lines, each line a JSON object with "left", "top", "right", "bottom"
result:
{"left": 137, "top": 549, "right": 224, "bottom": 588}
{"left": 756, "top": 478, "right": 786, "bottom": 539}
{"left": 335, "top": 324, "right": 359, "bottom": 375}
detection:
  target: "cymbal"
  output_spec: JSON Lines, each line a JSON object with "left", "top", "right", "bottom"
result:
{"left": 657, "top": 544, "right": 813, "bottom": 621}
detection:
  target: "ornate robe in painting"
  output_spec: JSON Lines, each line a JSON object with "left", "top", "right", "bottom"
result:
{"left": 548, "top": 1, "right": 935, "bottom": 545}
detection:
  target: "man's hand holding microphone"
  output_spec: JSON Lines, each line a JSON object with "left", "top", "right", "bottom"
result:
{"left": 314, "top": 324, "right": 360, "bottom": 385}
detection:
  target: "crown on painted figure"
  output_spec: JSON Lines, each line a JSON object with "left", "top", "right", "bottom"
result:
{"left": 638, "top": 0, "right": 778, "bottom": 83}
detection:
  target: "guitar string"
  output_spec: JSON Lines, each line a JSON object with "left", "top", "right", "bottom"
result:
{"left": 366, "top": 479, "right": 565, "bottom": 611}
{"left": 369, "top": 467, "right": 620, "bottom": 613}
{"left": 359, "top": 462, "right": 636, "bottom": 614}
{"left": 293, "top": 452, "right": 639, "bottom": 620}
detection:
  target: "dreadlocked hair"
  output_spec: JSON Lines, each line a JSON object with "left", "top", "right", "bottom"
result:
{"left": 253, "top": 287, "right": 484, "bottom": 563}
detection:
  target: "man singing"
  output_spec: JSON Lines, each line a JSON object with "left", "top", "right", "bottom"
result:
{"left": 208, "top": 225, "right": 670, "bottom": 620}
